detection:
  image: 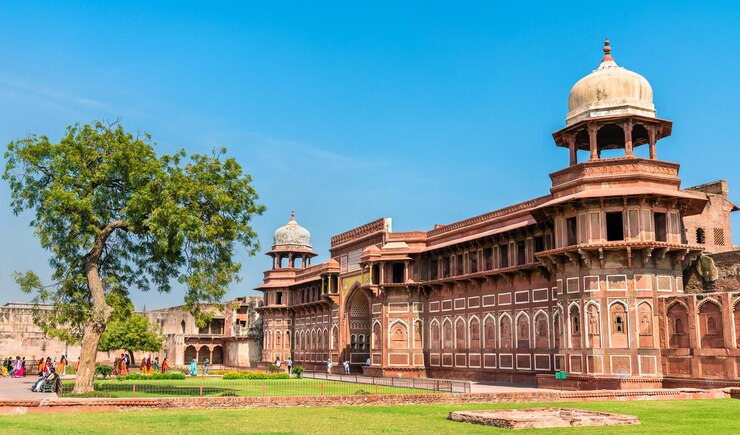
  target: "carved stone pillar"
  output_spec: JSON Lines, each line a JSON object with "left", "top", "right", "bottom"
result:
{"left": 648, "top": 125, "right": 657, "bottom": 160}
{"left": 588, "top": 123, "right": 599, "bottom": 160}
{"left": 566, "top": 134, "right": 577, "bottom": 166}
{"left": 623, "top": 121, "right": 633, "bottom": 157}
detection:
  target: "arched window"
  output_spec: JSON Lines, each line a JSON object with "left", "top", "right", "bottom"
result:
{"left": 389, "top": 321, "right": 408, "bottom": 349}
{"left": 469, "top": 317, "right": 480, "bottom": 349}
{"left": 430, "top": 321, "right": 440, "bottom": 349}
{"left": 413, "top": 321, "right": 423, "bottom": 349}
{"left": 484, "top": 316, "right": 495, "bottom": 348}
{"left": 442, "top": 320, "right": 453, "bottom": 349}
{"left": 516, "top": 314, "right": 530, "bottom": 349}
{"left": 499, "top": 315, "right": 512, "bottom": 348}
{"left": 455, "top": 318, "right": 466, "bottom": 350}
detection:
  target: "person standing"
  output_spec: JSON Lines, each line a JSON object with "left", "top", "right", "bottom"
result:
{"left": 326, "top": 358, "right": 332, "bottom": 374}
{"left": 286, "top": 357, "right": 293, "bottom": 374}
{"left": 189, "top": 358, "right": 198, "bottom": 376}
{"left": 343, "top": 360, "right": 350, "bottom": 375}
{"left": 20, "top": 357, "right": 26, "bottom": 377}
{"left": 203, "top": 357, "right": 210, "bottom": 375}
{"left": 146, "top": 357, "right": 152, "bottom": 375}
{"left": 161, "top": 358, "right": 169, "bottom": 373}
{"left": 153, "top": 357, "right": 160, "bottom": 373}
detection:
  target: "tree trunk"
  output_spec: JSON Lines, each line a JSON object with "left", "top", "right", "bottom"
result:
{"left": 72, "top": 220, "right": 125, "bottom": 394}
{"left": 73, "top": 318, "right": 107, "bottom": 393}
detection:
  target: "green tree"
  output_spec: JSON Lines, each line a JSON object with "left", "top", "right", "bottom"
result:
{"left": 98, "top": 313, "right": 164, "bottom": 362}
{"left": 3, "top": 121, "right": 264, "bottom": 393}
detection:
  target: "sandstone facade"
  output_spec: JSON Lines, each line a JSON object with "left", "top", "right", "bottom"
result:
{"left": 256, "top": 41, "right": 740, "bottom": 390}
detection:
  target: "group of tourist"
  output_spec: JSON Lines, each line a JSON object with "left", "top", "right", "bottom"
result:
{"left": 189, "top": 357, "right": 209, "bottom": 376}
{"left": 2, "top": 354, "right": 70, "bottom": 378}
{"left": 112, "top": 354, "right": 169, "bottom": 375}
{"left": 2, "top": 356, "right": 26, "bottom": 377}
{"left": 139, "top": 356, "right": 163, "bottom": 374}
{"left": 274, "top": 357, "right": 292, "bottom": 374}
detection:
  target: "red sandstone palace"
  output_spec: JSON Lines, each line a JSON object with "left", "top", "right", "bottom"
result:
{"left": 257, "top": 40, "right": 740, "bottom": 390}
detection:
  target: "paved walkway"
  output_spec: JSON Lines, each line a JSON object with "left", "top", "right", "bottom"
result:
{"left": 0, "top": 375, "right": 55, "bottom": 400}
{"left": 469, "top": 381, "right": 557, "bottom": 394}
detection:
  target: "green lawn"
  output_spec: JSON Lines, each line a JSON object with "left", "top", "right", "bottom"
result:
{"left": 1, "top": 399, "right": 738, "bottom": 434}
{"left": 60, "top": 377, "right": 426, "bottom": 397}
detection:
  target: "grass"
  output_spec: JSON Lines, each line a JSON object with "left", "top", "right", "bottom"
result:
{"left": 0, "top": 399, "right": 738, "bottom": 434}
{"left": 60, "top": 377, "right": 425, "bottom": 397}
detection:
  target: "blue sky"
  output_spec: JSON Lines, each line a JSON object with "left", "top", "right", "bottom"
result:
{"left": 1, "top": 1, "right": 739, "bottom": 309}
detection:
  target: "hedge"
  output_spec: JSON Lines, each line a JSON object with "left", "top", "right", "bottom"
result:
{"left": 221, "top": 370, "right": 290, "bottom": 380}
{"left": 116, "top": 372, "right": 186, "bottom": 381}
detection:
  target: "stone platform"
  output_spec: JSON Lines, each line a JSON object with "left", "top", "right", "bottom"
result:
{"left": 448, "top": 407, "right": 640, "bottom": 430}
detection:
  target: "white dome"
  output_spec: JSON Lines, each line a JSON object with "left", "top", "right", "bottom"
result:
{"left": 272, "top": 210, "right": 312, "bottom": 250}
{"left": 566, "top": 40, "right": 655, "bottom": 126}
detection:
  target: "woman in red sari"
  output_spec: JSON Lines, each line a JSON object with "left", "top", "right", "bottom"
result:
{"left": 119, "top": 354, "right": 128, "bottom": 376}
{"left": 161, "top": 358, "right": 168, "bottom": 373}
{"left": 145, "top": 357, "right": 152, "bottom": 375}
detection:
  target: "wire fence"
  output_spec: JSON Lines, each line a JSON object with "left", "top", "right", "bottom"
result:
{"left": 302, "top": 371, "right": 471, "bottom": 393}
{"left": 58, "top": 377, "right": 453, "bottom": 398}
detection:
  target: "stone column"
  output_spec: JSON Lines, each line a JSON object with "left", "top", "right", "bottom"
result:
{"left": 648, "top": 126, "right": 657, "bottom": 160}
{"left": 565, "top": 134, "right": 577, "bottom": 166}
{"left": 623, "top": 121, "right": 633, "bottom": 157}
{"left": 588, "top": 124, "right": 599, "bottom": 160}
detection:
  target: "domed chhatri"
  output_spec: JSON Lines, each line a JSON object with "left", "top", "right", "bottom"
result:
{"left": 552, "top": 39, "right": 672, "bottom": 166}
{"left": 273, "top": 210, "right": 312, "bottom": 250}
{"left": 566, "top": 39, "right": 655, "bottom": 126}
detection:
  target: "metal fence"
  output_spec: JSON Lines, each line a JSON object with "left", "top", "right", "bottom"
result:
{"left": 58, "top": 377, "right": 454, "bottom": 398}
{"left": 303, "top": 372, "right": 471, "bottom": 393}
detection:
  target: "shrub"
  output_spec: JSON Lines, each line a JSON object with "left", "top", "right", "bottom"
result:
{"left": 64, "top": 391, "right": 114, "bottom": 398}
{"left": 222, "top": 370, "right": 290, "bottom": 380}
{"left": 116, "top": 372, "right": 186, "bottom": 381}
{"left": 267, "top": 364, "right": 279, "bottom": 373}
{"left": 95, "top": 364, "right": 114, "bottom": 379}
{"left": 291, "top": 366, "right": 304, "bottom": 378}
{"left": 65, "top": 365, "right": 77, "bottom": 375}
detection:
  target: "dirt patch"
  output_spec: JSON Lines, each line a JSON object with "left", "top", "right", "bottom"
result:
{"left": 448, "top": 407, "right": 640, "bottom": 429}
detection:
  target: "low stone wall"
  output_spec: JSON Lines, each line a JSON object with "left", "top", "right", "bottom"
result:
{"left": 0, "top": 388, "right": 730, "bottom": 413}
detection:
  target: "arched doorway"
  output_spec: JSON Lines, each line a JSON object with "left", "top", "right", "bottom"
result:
{"left": 198, "top": 346, "right": 211, "bottom": 363}
{"left": 347, "top": 288, "right": 371, "bottom": 367}
{"left": 211, "top": 345, "right": 224, "bottom": 364}
{"left": 184, "top": 345, "right": 197, "bottom": 363}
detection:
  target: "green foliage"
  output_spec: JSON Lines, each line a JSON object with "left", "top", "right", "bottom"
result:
{"left": 95, "top": 364, "right": 113, "bottom": 379}
{"left": 221, "top": 370, "right": 290, "bottom": 380}
{"left": 65, "top": 364, "right": 77, "bottom": 375}
{"left": 267, "top": 364, "right": 279, "bottom": 373}
{"left": 62, "top": 391, "right": 114, "bottom": 398}
{"left": 116, "top": 372, "right": 185, "bottom": 381}
{"left": 291, "top": 366, "right": 304, "bottom": 378}
{"left": 98, "top": 313, "right": 163, "bottom": 353}
{"left": 2, "top": 120, "right": 265, "bottom": 391}
{"left": 354, "top": 389, "right": 371, "bottom": 395}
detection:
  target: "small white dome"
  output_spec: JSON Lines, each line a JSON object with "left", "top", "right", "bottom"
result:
{"left": 272, "top": 210, "right": 312, "bottom": 250}
{"left": 566, "top": 40, "right": 655, "bottom": 126}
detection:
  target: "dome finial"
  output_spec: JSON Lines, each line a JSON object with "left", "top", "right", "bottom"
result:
{"left": 290, "top": 209, "right": 295, "bottom": 221}
{"left": 602, "top": 38, "right": 614, "bottom": 62}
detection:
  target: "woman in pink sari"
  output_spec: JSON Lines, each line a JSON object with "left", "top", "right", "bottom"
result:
{"left": 12, "top": 357, "right": 22, "bottom": 377}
